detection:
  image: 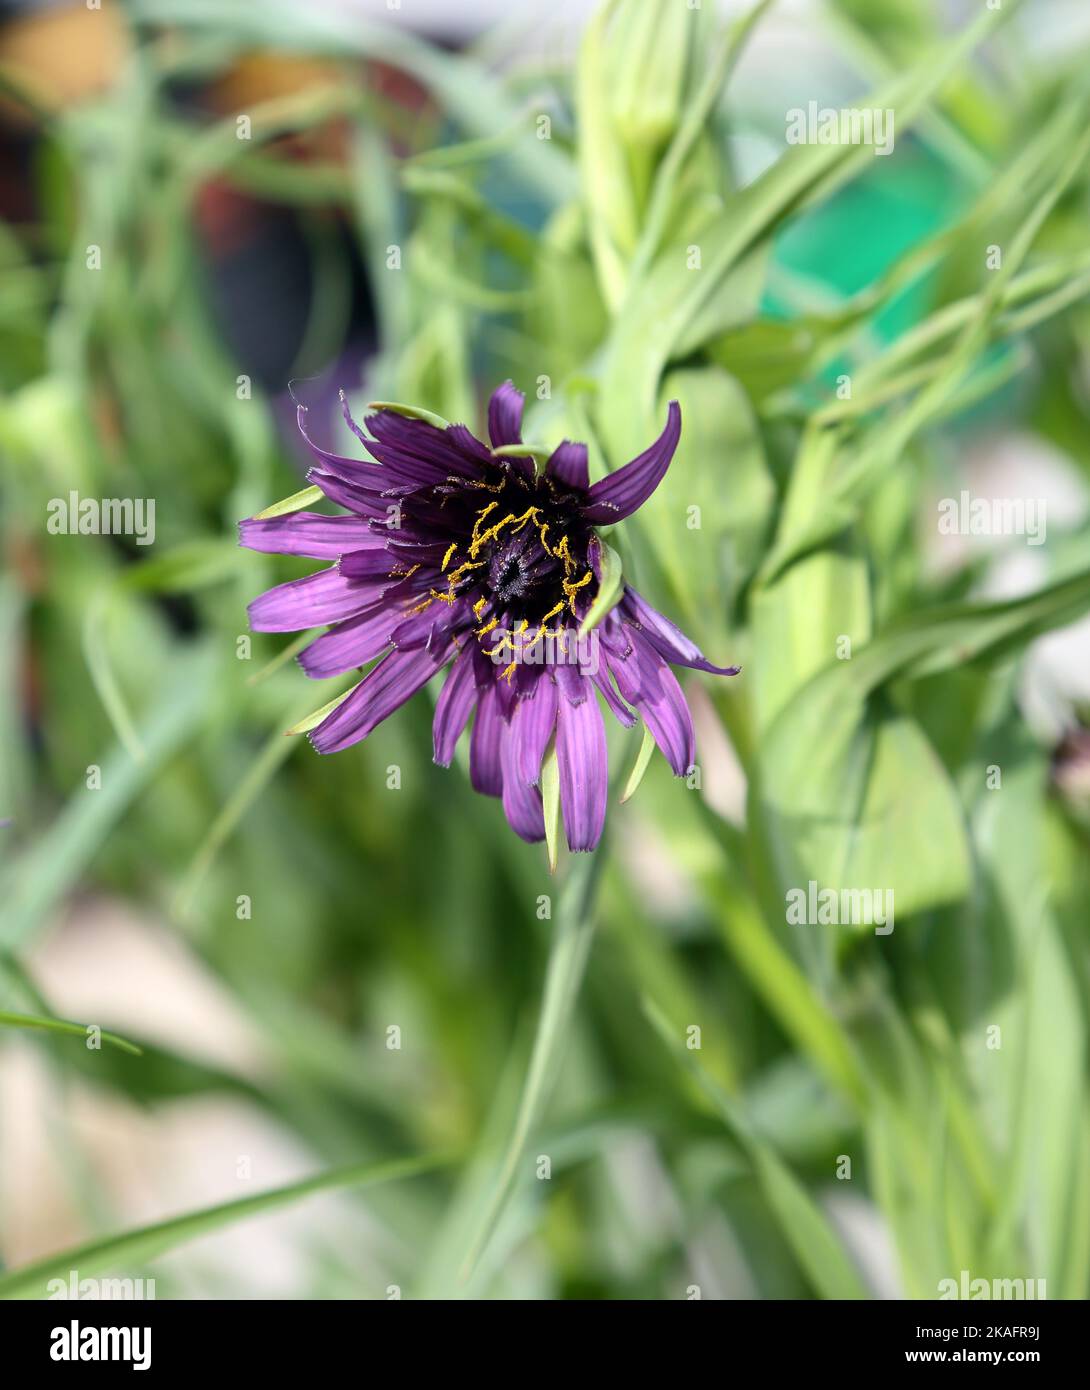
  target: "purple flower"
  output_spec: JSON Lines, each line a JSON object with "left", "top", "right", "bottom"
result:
{"left": 240, "top": 382, "right": 739, "bottom": 852}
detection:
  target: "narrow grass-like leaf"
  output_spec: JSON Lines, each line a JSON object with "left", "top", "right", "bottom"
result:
{"left": 0, "top": 1010, "right": 142, "bottom": 1057}
{"left": 620, "top": 723, "right": 656, "bottom": 804}
{"left": 175, "top": 701, "right": 311, "bottom": 917}
{"left": 245, "top": 630, "right": 313, "bottom": 686}
{"left": 714, "top": 885, "right": 867, "bottom": 1107}
{"left": 491, "top": 444, "right": 550, "bottom": 463}
{"left": 541, "top": 745, "right": 561, "bottom": 875}
{"left": 0, "top": 1151, "right": 451, "bottom": 1299}
{"left": 578, "top": 543, "right": 623, "bottom": 637}
{"left": 644, "top": 997, "right": 868, "bottom": 1299}
{"left": 0, "top": 644, "right": 218, "bottom": 950}
{"left": 458, "top": 845, "right": 606, "bottom": 1281}
{"left": 366, "top": 400, "right": 449, "bottom": 429}
{"left": 284, "top": 686, "right": 354, "bottom": 737}
{"left": 757, "top": 571, "right": 1090, "bottom": 917}
{"left": 82, "top": 591, "right": 145, "bottom": 764}
{"left": 254, "top": 485, "right": 324, "bottom": 521}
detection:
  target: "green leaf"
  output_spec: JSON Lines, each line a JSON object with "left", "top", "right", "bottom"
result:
{"left": 174, "top": 700, "right": 310, "bottom": 918}
{"left": 366, "top": 399, "right": 450, "bottom": 430}
{"left": 284, "top": 687, "right": 354, "bottom": 737}
{"left": 620, "top": 724, "right": 656, "bottom": 804}
{"left": 245, "top": 631, "right": 312, "bottom": 687}
{"left": 0, "top": 644, "right": 219, "bottom": 951}
{"left": 123, "top": 542, "right": 244, "bottom": 594}
{"left": 131, "top": 0, "right": 576, "bottom": 204}
{"left": 643, "top": 998, "right": 868, "bottom": 1299}
{"left": 757, "top": 571, "right": 1090, "bottom": 919}
{"left": 760, "top": 116, "right": 1090, "bottom": 585}
{"left": 0, "top": 1010, "right": 142, "bottom": 1057}
{"left": 541, "top": 744, "right": 561, "bottom": 875}
{"left": 750, "top": 427, "right": 872, "bottom": 733}
{"left": 963, "top": 729, "right": 1089, "bottom": 1295}
{"left": 491, "top": 443, "right": 550, "bottom": 464}
{"left": 0, "top": 1151, "right": 451, "bottom": 1299}
{"left": 607, "top": 1, "right": 691, "bottom": 156}
{"left": 82, "top": 591, "right": 146, "bottom": 764}
{"left": 578, "top": 543, "right": 623, "bottom": 637}
{"left": 598, "top": 0, "right": 1017, "bottom": 463}
{"left": 254, "top": 485, "right": 324, "bottom": 521}
{"left": 638, "top": 364, "right": 773, "bottom": 645}
{"left": 761, "top": 708, "right": 972, "bottom": 919}
{"left": 458, "top": 849, "right": 605, "bottom": 1281}
{"left": 82, "top": 546, "right": 244, "bottom": 760}
{"left": 575, "top": 0, "right": 639, "bottom": 310}
{"left": 632, "top": 0, "right": 775, "bottom": 277}
{"left": 699, "top": 851, "right": 867, "bottom": 1106}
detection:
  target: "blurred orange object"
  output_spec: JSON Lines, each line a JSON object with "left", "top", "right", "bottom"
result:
{"left": 204, "top": 52, "right": 353, "bottom": 163}
{"left": 0, "top": 1, "right": 129, "bottom": 125}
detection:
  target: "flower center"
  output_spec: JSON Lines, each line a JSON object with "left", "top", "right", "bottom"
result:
{"left": 402, "top": 466, "right": 597, "bottom": 678}
{"left": 490, "top": 547, "right": 529, "bottom": 603}
{"left": 468, "top": 495, "right": 592, "bottom": 621}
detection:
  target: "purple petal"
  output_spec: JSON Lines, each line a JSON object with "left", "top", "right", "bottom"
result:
{"left": 487, "top": 381, "right": 524, "bottom": 448}
{"left": 297, "top": 405, "right": 381, "bottom": 486}
{"left": 512, "top": 675, "right": 559, "bottom": 785}
{"left": 591, "top": 666, "right": 636, "bottom": 727}
{"left": 545, "top": 441, "right": 589, "bottom": 492}
{"left": 621, "top": 587, "right": 741, "bottom": 675}
{"left": 433, "top": 645, "right": 477, "bottom": 766}
{"left": 248, "top": 568, "right": 377, "bottom": 633}
{"left": 470, "top": 682, "right": 505, "bottom": 797}
{"left": 338, "top": 548, "right": 397, "bottom": 581}
{"left": 390, "top": 597, "right": 469, "bottom": 653}
{"left": 339, "top": 390, "right": 371, "bottom": 449}
{"left": 608, "top": 631, "right": 695, "bottom": 776}
{"left": 494, "top": 665, "right": 519, "bottom": 719}
{"left": 501, "top": 721, "right": 546, "bottom": 843}
{"left": 298, "top": 607, "right": 394, "bottom": 678}
{"left": 446, "top": 423, "right": 495, "bottom": 467}
{"left": 581, "top": 401, "right": 681, "bottom": 524}
{"left": 387, "top": 536, "right": 457, "bottom": 565}
{"left": 364, "top": 410, "right": 485, "bottom": 485}
{"left": 309, "top": 644, "right": 448, "bottom": 754}
{"left": 555, "top": 681, "right": 607, "bottom": 852}
{"left": 307, "top": 469, "right": 388, "bottom": 520}
{"left": 553, "top": 660, "right": 588, "bottom": 705}
{"left": 239, "top": 513, "right": 380, "bottom": 559}
{"left": 301, "top": 399, "right": 477, "bottom": 493}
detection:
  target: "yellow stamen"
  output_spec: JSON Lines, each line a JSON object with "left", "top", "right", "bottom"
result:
{"left": 563, "top": 568, "right": 594, "bottom": 613}
{"left": 538, "top": 600, "right": 565, "bottom": 625}
{"left": 447, "top": 559, "right": 484, "bottom": 585}
{"left": 470, "top": 501, "right": 499, "bottom": 551}
{"left": 441, "top": 542, "right": 457, "bottom": 572}
{"left": 469, "top": 505, "right": 540, "bottom": 558}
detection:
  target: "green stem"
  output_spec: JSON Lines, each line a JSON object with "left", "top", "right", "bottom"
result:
{"left": 458, "top": 837, "right": 609, "bottom": 1283}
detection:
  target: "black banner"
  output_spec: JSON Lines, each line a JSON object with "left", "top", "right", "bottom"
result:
{"left": 0, "top": 1295, "right": 1072, "bottom": 1374}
